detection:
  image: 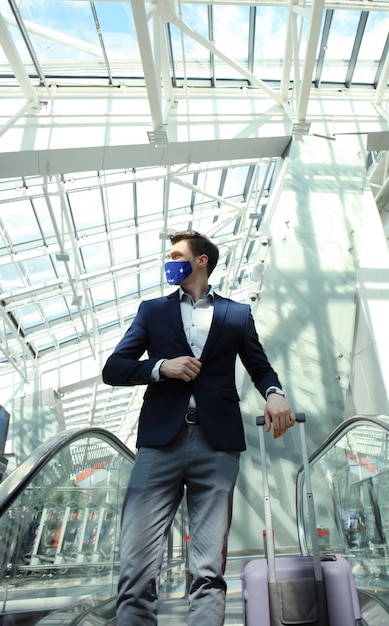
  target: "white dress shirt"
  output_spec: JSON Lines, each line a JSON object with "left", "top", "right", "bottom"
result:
{"left": 151, "top": 287, "right": 214, "bottom": 411}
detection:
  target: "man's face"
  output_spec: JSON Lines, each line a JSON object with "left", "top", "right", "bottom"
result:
{"left": 168, "top": 239, "right": 193, "bottom": 264}
{"left": 165, "top": 239, "right": 196, "bottom": 286}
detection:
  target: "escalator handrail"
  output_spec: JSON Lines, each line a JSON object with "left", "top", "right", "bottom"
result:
{"left": 296, "top": 414, "right": 389, "bottom": 555}
{"left": 0, "top": 427, "right": 135, "bottom": 516}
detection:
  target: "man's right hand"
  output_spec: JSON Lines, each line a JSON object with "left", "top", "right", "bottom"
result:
{"left": 160, "top": 356, "right": 202, "bottom": 382}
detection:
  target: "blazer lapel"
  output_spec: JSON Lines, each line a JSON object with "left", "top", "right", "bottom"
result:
{"left": 165, "top": 289, "right": 193, "bottom": 353}
{"left": 200, "top": 294, "right": 229, "bottom": 362}
{"left": 164, "top": 290, "right": 230, "bottom": 360}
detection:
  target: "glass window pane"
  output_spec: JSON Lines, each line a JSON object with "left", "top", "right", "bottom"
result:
{"left": 0, "top": 263, "right": 24, "bottom": 292}
{"left": 69, "top": 189, "right": 105, "bottom": 231}
{"left": 1, "top": 200, "right": 42, "bottom": 246}
{"left": 81, "top": 242, "right": 110, "bottom": 273}
{"left": 105, "top": 183, "right": 135, "bottom": 224}
{"left": 170, "top": 4, "right": 210, "bottom": 79}
{"left": 321, "top": 11, "right": 362, "bottom": 83}
{"left": 24, "top": 256, "right": 56, "bottom": 286}
{"left": 254, "top": 7, "right": 288, "bottom": 81}
{"left": 353, "top": 13, "right": 389, "bottom": 83}
{"left": 136, "top": 180, "right": 163, "bottom": 218}
{"left": 111, "top": 233, "right": 137, "bottom": 265}
{"left": 39, "top": 297, "right": 70, "bottom": 323}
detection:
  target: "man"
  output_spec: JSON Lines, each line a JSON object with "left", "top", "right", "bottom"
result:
{"left": 102, "top": 230, "right": 295, "bottom": 626}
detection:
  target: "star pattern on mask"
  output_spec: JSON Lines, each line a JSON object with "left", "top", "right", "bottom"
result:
{"left": 165, "top": 261, "right": 191, "bottom": 285}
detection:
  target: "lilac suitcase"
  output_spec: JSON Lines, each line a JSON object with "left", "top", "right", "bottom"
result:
{"left": 241, "top": 413, "right": 362, "bottom": 626}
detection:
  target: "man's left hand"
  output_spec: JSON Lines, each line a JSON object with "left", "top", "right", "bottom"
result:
{"left": 264, "top": 394, "right": 295, "bottom": 439}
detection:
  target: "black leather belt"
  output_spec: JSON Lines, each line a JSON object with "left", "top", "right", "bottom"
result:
{"left": 184, "top": 411, "right": 199, "bottom": 425}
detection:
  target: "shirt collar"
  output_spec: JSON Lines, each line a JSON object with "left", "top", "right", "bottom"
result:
{"left": 179, "top": 285, "right": 214, "bottom": 301}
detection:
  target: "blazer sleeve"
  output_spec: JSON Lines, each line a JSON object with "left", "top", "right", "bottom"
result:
{"left": 102, "top": 302, "right": 160, "bottom": 386}
{"left": 238, "top": 307, "right": 283, "bottom": 398}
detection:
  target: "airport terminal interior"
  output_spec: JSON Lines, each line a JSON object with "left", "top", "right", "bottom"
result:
{"left": 0, "top": 0, "right": 389, "bottom": 624}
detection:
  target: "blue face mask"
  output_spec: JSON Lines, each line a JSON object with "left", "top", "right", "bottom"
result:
{"left": 164, "top": 260, "right": 192, "bottom": 285}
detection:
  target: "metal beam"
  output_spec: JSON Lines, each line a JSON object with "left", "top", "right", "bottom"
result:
{"left": 0, "top": 11, "right": 40, "bottom": 108}
{"left": 296, "top": 0, "right": 325, "bottom": 122}
{"left": 0, "top": 136, "right": 292, "bottom": 178}
{"left": 131, "top": 0, "right": 164, "bottom": 129}
{"left": 171, "top": 13, "right": 281, "bottom": 103}
{"left": 374, "top": 36, "right": 389, "bottom": 106}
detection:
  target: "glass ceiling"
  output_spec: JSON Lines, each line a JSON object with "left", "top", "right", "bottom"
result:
{"left": 0, "top": 0, "right": 388, "bottom": 449}
{"left": 1, "top": 1, "right": 388, "bottom": 87}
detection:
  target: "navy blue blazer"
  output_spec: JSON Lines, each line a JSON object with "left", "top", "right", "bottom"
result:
{"left": 102, "top": 289, "right": 282, "bottom": 451}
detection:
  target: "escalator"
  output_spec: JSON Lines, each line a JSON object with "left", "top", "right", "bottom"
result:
{"left": 0, "top": 428, "right": 135, "bottom": 625}
{"left": 297, "top": 415, "right": 389, "bottom": 626}
{"left": 1, "top": 417, "right": 389, "bottom": 625}
{"left": 0, "top": 427, "right": 197, "bottom": 626}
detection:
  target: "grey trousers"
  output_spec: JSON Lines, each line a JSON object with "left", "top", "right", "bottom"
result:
{"left": 116, "top": 422, "right": 240, "bottom": 625}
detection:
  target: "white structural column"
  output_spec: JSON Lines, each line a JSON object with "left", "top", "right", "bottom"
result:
{"left": 351, "top": 185, "right": 389, "bottom": 414}
{"left": 0, "top": 11, "right": 41, "bottom": 138}
{"left": 230, "top": 134, "right": 376, "bottom": 553}
{"left": 296, "top": 0, "right": 325, "bottom": 121}
{"left": 281, "top": 0, "right": 325, "bottom": 122}
{"left": 0, "top": 12, "right": 39, "bottom": 108}
{"left": 131, "top": 0, "right": 164, "bottom": 130}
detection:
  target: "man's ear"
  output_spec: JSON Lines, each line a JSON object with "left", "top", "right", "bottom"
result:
{"left": 197, "top": 254, "right": 209, "bottom": 269}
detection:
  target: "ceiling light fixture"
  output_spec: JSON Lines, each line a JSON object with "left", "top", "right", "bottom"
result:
{"left": 55, "top": 252, "right": 70, "bottom": 262}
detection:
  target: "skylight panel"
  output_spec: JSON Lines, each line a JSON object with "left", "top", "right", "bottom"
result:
{"left": 117, "top": 275, "right": 139, "bottom": 299}
{"left": 12, "top": 304, "right": 42, "bottom": 329}
{"left": 1, "top": 199, "right": 42, "bottom": 246}
{"left": 92, "top": 1, "right": 139, "bottom": 68}
{"left": 168, "top": 181, "right": 193, "bottom": 211}
{"left": 168, "top": 3, "right": 210, "bottom": 79}
{"left": 222, "top": 165, "right": 250, "bottom": 200}
{"left": 69, "top": 188, "right": 105, "bottom": 230}
{"left": 80, "top": 241, "right": 111, "bottom": 273}
{"left": 196, "top": 168, "right": 225, "bottom": 199}
{"left": 18, "top": 0, "right": 102, "bottom": 66}
{"left": 38, "top": 296, "right": 71, "bottom": 324}
{"left": 213, "top": 3, "right": 250, "bottom": 77}
{"left": 90, "top": 282, "right": 116, "bottom": 308}
{"left": 111, "top": 233, "right": 138, "bottom": 265}
{"left": 138, "top": 228, "right": 161, "bottom": 257}
{"left": 105, "top": 182, "right": 135, "bottom": 224}
{"left": 353, "top": 12, "right": 389, "bottom": 84}
{"left": 0, "top": 262, "right": 25, "bottom": 292}
{"left": 253, "top": 6, "right": 288, "bottom": 81}
{"left": 321, "top": 10, "right": 362, "bottom": 84}
{"left": 139, "top": 265, "right": 161, "bottom": 292}
{"left": 136, "top": 179, "right": 163, "bottom": 217}
{"left": 22, "top": 255, "right": 57, "bottom": 286}
{"left": 51, "top": 255, "right": 72, "bottom": 279}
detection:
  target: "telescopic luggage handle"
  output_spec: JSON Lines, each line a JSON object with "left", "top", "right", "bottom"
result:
{"left": 256, "top": 411, "right": 322, "bottom": 584}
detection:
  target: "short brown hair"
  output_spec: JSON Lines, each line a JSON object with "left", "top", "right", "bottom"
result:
{"left": 169, "top": 230, "right": 219, "bottom": 277}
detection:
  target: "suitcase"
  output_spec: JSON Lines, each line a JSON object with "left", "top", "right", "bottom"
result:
{"left": 241, "top": 413, "right": 362, "bottom": 626}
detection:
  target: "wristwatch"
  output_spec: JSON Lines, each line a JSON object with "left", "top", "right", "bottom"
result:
{"left": 265, "top": 386, "right": 285, "bottom": 399}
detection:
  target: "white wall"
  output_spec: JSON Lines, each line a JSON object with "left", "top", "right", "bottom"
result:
{"left": 230, "top": 134, "right": 386, "bottom": 553}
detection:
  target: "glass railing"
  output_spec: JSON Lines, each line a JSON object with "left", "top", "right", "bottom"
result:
{"left": 7, "top": 416, "right": 389, "bottom": 624}
{"left": 0, "top": 427, "right": 189, "bottom": 625}
{"left": 296, "top": 414, "right": 389, "bottom": 617}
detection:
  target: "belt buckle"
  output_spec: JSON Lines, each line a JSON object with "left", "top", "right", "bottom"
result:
{"left": 185, "top": 411, "right": 198, "bottom": 425}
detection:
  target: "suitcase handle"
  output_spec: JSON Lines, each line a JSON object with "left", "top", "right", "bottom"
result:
{"left": 256, "top": 411, "right": 322, "bottom": 584}
{"left": 256, "top": 412, "right": 305, "bottom": 426}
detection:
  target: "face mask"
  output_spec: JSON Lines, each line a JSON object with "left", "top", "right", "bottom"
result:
{"left": 164, "top": 260, "right": 192, "bottom": 285}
